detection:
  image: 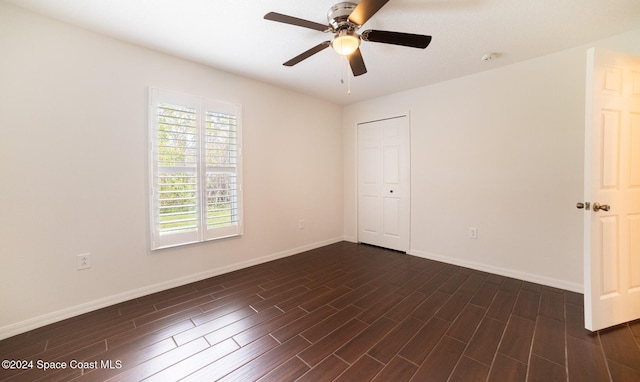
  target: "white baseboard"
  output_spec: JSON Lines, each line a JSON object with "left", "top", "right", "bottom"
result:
{"left": 0, "top": 237, "right": 344, "bottom": 340}
{"left": 409, "top": 248, "right": 583, "bottom": 294}
{"left": 342, "top": 236, "right": 357, "bottom": 243}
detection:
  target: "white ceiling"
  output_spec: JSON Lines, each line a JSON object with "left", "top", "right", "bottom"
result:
{"left": 5, "top": 0, "right": 640, "bottom": 105}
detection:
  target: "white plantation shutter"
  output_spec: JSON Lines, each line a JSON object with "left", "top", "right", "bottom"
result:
{"left": 149, "top": 88, "right": 242, "bottom": 250}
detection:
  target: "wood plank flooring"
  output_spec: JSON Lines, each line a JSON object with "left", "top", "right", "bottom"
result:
{"left": 1, "top": 241, "right": 640, "bottom": 381}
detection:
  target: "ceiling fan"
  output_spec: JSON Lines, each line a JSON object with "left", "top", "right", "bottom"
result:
{"left": 264, "top": 0, "right": 432, "bottom": 77}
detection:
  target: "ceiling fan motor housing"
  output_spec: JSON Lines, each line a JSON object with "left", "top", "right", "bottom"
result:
{"left": 328, "top": 2, "right": 359, "bottom": 30}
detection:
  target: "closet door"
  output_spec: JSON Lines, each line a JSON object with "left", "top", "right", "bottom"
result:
{"left": 358, "top": 116, "right": 410, "bottom": 252}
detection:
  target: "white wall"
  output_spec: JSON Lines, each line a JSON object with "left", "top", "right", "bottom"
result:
{"left": 0, "top": 3, "right": 343, "bottom": 338}
{"left": 343, "top": 28, "right": 640, "bottom": 293}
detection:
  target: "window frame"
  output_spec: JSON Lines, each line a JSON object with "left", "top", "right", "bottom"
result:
{"left": 148, "top": 87, "right": 243, "bottom": 250}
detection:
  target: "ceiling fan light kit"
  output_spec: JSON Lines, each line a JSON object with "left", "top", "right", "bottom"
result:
{"left": 332, "top": 30, "right": 360, "bottom": 56}
{"left": 264, "top": 0, "right": 432, "bottom": 77}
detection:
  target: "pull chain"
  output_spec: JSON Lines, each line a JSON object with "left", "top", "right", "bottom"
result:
{"left": 342, "top": 56, "right": 350, "bottom": 95}
{"left": 347, "top": 58, "right": 351, "bottom": 95}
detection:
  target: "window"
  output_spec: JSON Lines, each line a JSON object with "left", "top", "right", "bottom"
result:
{"left": 149, "top": 88, "right": 242, "bottom": 250}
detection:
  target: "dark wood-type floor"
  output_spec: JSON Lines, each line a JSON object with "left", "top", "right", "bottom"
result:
{"left": 2, "top": 242, "right": 640, "bottom": 381}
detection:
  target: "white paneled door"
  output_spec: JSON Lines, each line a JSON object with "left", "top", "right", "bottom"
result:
{"left": 357, "top": 116, "right": 410, "bottom": 252}
{"left": 583, "top": 48, "right": 640, "bottom": 331}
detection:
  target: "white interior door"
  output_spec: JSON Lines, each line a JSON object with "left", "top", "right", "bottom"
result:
{"left": 357, "top": 116, "right": 410, "bottom": 252}
{"left": 583, "top": 47, "right": 640, "bottom": 331}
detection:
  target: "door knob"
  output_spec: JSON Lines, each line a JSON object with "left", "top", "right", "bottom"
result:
{"left": 576, "top": 202, "right": 590, "bottom": 210}
{"left": 593, "top": 202, "right": 610, "bottom": 212}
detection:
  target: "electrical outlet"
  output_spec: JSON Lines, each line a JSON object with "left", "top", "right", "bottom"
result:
{"left": 299, "top": 219, "right": 305, "bottom": 229}
{"left": 77, "top": 253, "right": 91, "bottom": 270}
{"left": 469, "top": 227, "right": 478, "bottom": 239}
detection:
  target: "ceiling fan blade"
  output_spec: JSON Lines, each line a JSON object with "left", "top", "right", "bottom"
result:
{"left": 264, "top": 12, "right": 328, "bottom": 32}
{"left": 361, "top": 30, "right": 432, "bottom": 49}
{"left": 283, "top": 41, "right": 331, "bottom": 66}
{"left": 348, "top": 48, "right": 367, "bottom": 77}
{"left": 348, "top": 0, "right": 390, "bottom": 26}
